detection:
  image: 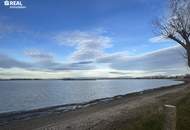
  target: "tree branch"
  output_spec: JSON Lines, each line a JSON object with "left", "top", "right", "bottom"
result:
{"left": 168, "top": 35, "right": 187, "bottom": 49}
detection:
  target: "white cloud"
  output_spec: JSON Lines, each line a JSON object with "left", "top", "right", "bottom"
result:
{"left": 48, "top": 61, "right": 96, "bottom": 71}
{"left": 24, "top": 49, "right": 54, "bottom": 63}
{"left": 0, "top": 26, "right": 189, "bottom": 78}
{"left": 149, "top": 35, "right": 169, "bottom": 43}
{"left": 0, "top": 68, "right": 118, "bottom": 79}
{"left": 0, "top": 54, "right": 31, "bottom": 68}
{"left": 54, "top": 31, "right": 112, "bottom": 61}
{"left": 0, "top": 50, "right": 95, "bottom": 72}
{"left": 24, "top": 49, "right": 98, "bottom": 71}
{"left": 0, "top": 45, "right": 188, "bottom": 78}
{"left": 0, "top": 68, "right": 78, "bottom": 79}
{"left": 97, "top": 51, "right": 128, "bottom": 63}
{"left": 97, "top": 46, "right": 188, "bottom": 75}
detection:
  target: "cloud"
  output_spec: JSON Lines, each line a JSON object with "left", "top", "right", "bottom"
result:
{"left": 0, "top": 68, "right": 78, "bottom": 79}
{"left": 72, "top": 61, "right": 94, "bottom": 65}
{"left": 0, "top": 45, "right": 188, "bottom": 78}
{"left": 24, "top": 49, "right": 96, "bottom": 71}
{"left": 109, "top": 71, "right": 130, "bottom": 75}
{"left": 0, "top": 25, "right": 188, "bottom": 78}
{"left": 50, "top": 62, "right": 95, "bottom": 71}
{"left": 0, "top": 68, "right": 121, "bottom": 79}
{"left": 0, "top": 22, "right": 24, "bottom": 38}
{"left": 97, "top": 51, "right": 128, "bottom": 63}
{"left": 0, "top": 54, "right": 31, "bottom": 68}
{"left": 0, "top": 49, "right": 95, "bottom": 71}
{"left": 54, "top": 31, "right": 112, "bottom": 61}
{"left": 149, "top": 36, "right": 169, "bottom": 43}
{"left": 20, "top": 45, "right": 189, "bottom": 75}
{"left": 24, "top": 49, "right": 54, "bottom": 63}
{"left": 97, "top": 46, "right": 188, "bottom": 75}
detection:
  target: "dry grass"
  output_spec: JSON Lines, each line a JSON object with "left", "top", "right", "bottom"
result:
{"left": 120, "top": 92, "right": 190, "bottom": 130}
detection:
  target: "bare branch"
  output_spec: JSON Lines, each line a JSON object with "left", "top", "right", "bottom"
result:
{"left": 168, "top": 35, "right": 187, "bottom": 49}
{"left": 153, "top": 0, "right": 190, "bottom": 67}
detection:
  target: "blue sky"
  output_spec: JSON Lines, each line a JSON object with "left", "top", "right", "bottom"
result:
{"left": 0, "top": 0, "right": 188, "bottom": 78}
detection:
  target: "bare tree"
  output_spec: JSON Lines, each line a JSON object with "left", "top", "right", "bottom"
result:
{"left": 154, "top": 0, "right": 190, "bottom": 67}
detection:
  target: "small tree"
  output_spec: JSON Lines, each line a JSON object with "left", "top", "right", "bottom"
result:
{"left": 154, "top": 0, "right": 190, "bottom": 67}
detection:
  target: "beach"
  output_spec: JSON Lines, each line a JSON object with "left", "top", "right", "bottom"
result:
{"left": 0, "top": 79, "right": 189, "bottom": 130}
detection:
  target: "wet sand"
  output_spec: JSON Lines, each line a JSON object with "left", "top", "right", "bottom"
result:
{"left": 0, "top": 79, "right": 189, "bottom": 130}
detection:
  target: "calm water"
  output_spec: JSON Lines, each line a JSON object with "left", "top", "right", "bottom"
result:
{"left": 0, "top": 79, "right": 183, "bottom": 113}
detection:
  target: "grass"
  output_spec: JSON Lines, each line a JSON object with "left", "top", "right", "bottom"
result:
{"left": 176, "top": 93, "right": 190, "bottom": 130}
{"left": 121, "top": 92, "right": 190, "bottom": 130}
{"left": 126, "top": 113, "right": 164, "bottom": 130}
{"left": 121, "top": 108, "right": 164, "bottom": 130}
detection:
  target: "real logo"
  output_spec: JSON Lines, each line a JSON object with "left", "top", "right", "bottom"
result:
{"left": 3, "top": 0, "right": 26, "bottom": 9}
{"left": 4, "top": 0, "right": 9, "bottom": 6}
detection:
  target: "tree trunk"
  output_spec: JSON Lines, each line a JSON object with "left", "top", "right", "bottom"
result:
{"left": 188, "top": 50, "right": 190, "bottom": 67}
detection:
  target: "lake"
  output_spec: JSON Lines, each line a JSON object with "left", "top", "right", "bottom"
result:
{"left": 0, "top": 79, "right": 183, "bottom": 113}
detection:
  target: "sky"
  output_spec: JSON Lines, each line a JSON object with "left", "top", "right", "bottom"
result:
{"left": 0, "top": 0, "right": 189, "bottom": 79}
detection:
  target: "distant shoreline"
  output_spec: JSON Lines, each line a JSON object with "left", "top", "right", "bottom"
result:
{"left": 0, "top": 76, "right": 187, "bottom": 81}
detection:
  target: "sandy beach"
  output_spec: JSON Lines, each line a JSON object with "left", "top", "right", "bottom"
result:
{"left": 0, "top": 79, "right": 189, "bottom": 130}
